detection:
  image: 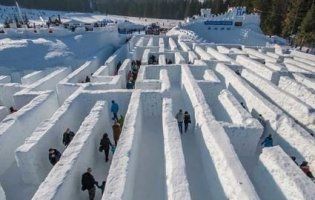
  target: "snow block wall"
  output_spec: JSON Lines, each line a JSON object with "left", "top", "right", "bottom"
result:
{"left": 241, "top": 68, "right": 315, "bottom": 134}
{"left": 182, "top": 65, "right": 259, "bottom": 200}
{"left": 1, "top": 34, "right": 315, "bottom": 200}
{"left": 32, "top": 101, "right": 109, "bottom": 200}
{"left": 253, "top": 146, "right": 315, "bottom": 200}
{"left": 0, "top": 76, "right": 11, "bottom": 84}
{"left": 0, "top": 107, "right": 9, "bottom": 122}
{"left": 16, "top": 89, "right": 94, "bottom": 185}
{"left": 104, "top": 91, "right": 142, "bottom": 200}
{"left": 0, "top": 92, "right": 58, "bottom": 175}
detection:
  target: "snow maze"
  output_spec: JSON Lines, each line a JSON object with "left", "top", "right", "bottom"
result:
{"left": 0, "top": 35, "right": 315, "bottom": 200}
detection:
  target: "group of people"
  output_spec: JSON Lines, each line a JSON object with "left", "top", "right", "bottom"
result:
{"left": 259, "top": 114, "right": 315, "bottom": 182}
{"left": 9, "top": 106, "right": 17, "bottom": 113}
{"left": 126, "top": 60, "right": 141, "bottom": 89}
{"left": 48, "top": 100, "right": 124, "bottom": 199}
{"left": 81, "top": 168, "right": 106, "bottom": 200}
{"left": 81, "top": 100, "right": 123, "bottom": 199}
{"left": 48, "top": 128, "right": 76, "bottom": 166}
{"left": 79, "top": 74, "right": 92, "bottom": 83}
{"left": 148, "top": 55, "right": 158, "bottom": 65}
{"left": 175, "top": 109, "right": 191, "bottom": 134}
{"left": 165, "top": 59, "right": 173, "bottom": 64}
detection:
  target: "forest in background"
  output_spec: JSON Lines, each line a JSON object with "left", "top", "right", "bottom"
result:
{"left": 0, "top": 0, "right": 314, "bottom": 46}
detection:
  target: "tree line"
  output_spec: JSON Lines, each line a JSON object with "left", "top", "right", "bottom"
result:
{"left": 1, "top": 0, "right": 314, "bottom": 46}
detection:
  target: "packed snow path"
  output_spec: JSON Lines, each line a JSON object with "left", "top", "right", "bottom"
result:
{"left": 0, "top": 35, "right": 315, "bottom": 200}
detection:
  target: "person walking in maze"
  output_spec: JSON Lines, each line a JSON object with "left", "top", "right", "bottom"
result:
{"left": 126, "top": 78, "right": 135, "bottom": 89}
{"left": 111, "top": 100, "right": 119, "bottom": 121}
{"left": 261, "top": 134, "right": 273, "bottom": 148}
{"left": 48, "top": 148, "right": 61, "bottom": 166}
{"left": 99, "top": 133, "right": 113, "bottom": 162}
{"left": 96, "top": 181, "right": 106, "bottom": 194}
{"left": 176, "top": 109, "right": 184, "bottom": 134}
{"left": 300, "top": 161, "right": 315, "bottom": 181}
{"left": 81, "top": 168, "right": 97, "bottom": 200}
{"left": 85, "top": 76, "right": 91, "bottom": 83}
{"left": 184, "top": 111, "right": 191, "bottom": 133}
{"left": 63, "top": 128, "right": 75, "bottom": 147}
{"left": 112, "top": 120, "right": 122, "bottom": 146}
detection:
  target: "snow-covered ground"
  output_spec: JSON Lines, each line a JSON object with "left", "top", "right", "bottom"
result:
{"left": 1, "top": 5, "right": 315, "bottom": 200}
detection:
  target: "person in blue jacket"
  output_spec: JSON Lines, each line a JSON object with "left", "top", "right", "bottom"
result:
{"left": 111, "top": 100, "right": 119, "bottom": 121}
{"left": 261, "top": 134, "right": 273, "bottom": 147}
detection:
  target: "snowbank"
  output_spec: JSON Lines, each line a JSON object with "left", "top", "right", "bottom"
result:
{"left": 253, "top": 146, "right": 315, "bottom": 200}
{"left": 32, "top": 101, "right": 109, "bottom": 200}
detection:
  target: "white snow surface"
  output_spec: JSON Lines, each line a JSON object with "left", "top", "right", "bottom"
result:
{"left": 0, "top": 6, "right": 315, "bottom": 200}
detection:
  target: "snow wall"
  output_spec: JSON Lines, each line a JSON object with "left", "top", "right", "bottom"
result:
{"left": 0, "top": 92, "right": 58, "bottom": 175}
{"left": 32, "top": 101, "right": 110, "bottom": 200}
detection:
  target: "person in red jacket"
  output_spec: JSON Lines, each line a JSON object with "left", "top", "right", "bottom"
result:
{"left": 300, "top": 161, "right": 315, "bottom": 181}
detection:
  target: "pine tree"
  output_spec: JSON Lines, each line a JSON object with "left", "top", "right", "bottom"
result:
{"left": 297, "top": 3, "right": 315, "bottom": 46}
{"left": 282, "top": 0, "right": 312, "bottom": 37}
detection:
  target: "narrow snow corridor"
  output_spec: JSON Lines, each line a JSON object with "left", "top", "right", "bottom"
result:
{"left": 170, "top": 87, "right": 212, "bottom": 199}
{"left": 181, "top": 128, "right": 212, "bottom": 199}
{"left": 132, "top": 117, "right": 166, "bottom": 200}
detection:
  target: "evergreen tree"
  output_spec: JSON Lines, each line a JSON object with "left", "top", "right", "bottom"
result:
{"left": 282, "top": 0, "right": 312, "bottom": 37}
{"left": 297, "top": 3, "right": 315, "bottom": 46}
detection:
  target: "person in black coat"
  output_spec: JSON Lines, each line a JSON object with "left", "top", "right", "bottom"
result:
{"left": 48, "top": 148, "right": 61, "bottom": 166}
{"left": 99, "top": 133, "right": 113, "bottom": 162}
{"left": 96, "top": 181, "right": 106, "bottom": 194}
{"left": 63, "top": 128, "right": 75, "bottom": 147}
{"left": 81, "top": 168, "right": 97, "bottom": 200}
{"left": 85, "top": 76, "right": 91, "bottom": 83}
{"left": 184, "top": 111, "right": 191, "bottom": 133}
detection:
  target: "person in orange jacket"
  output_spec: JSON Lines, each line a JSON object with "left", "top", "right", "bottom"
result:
{"left": 112, "top": 120, "right": 121, "bottom": 146}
